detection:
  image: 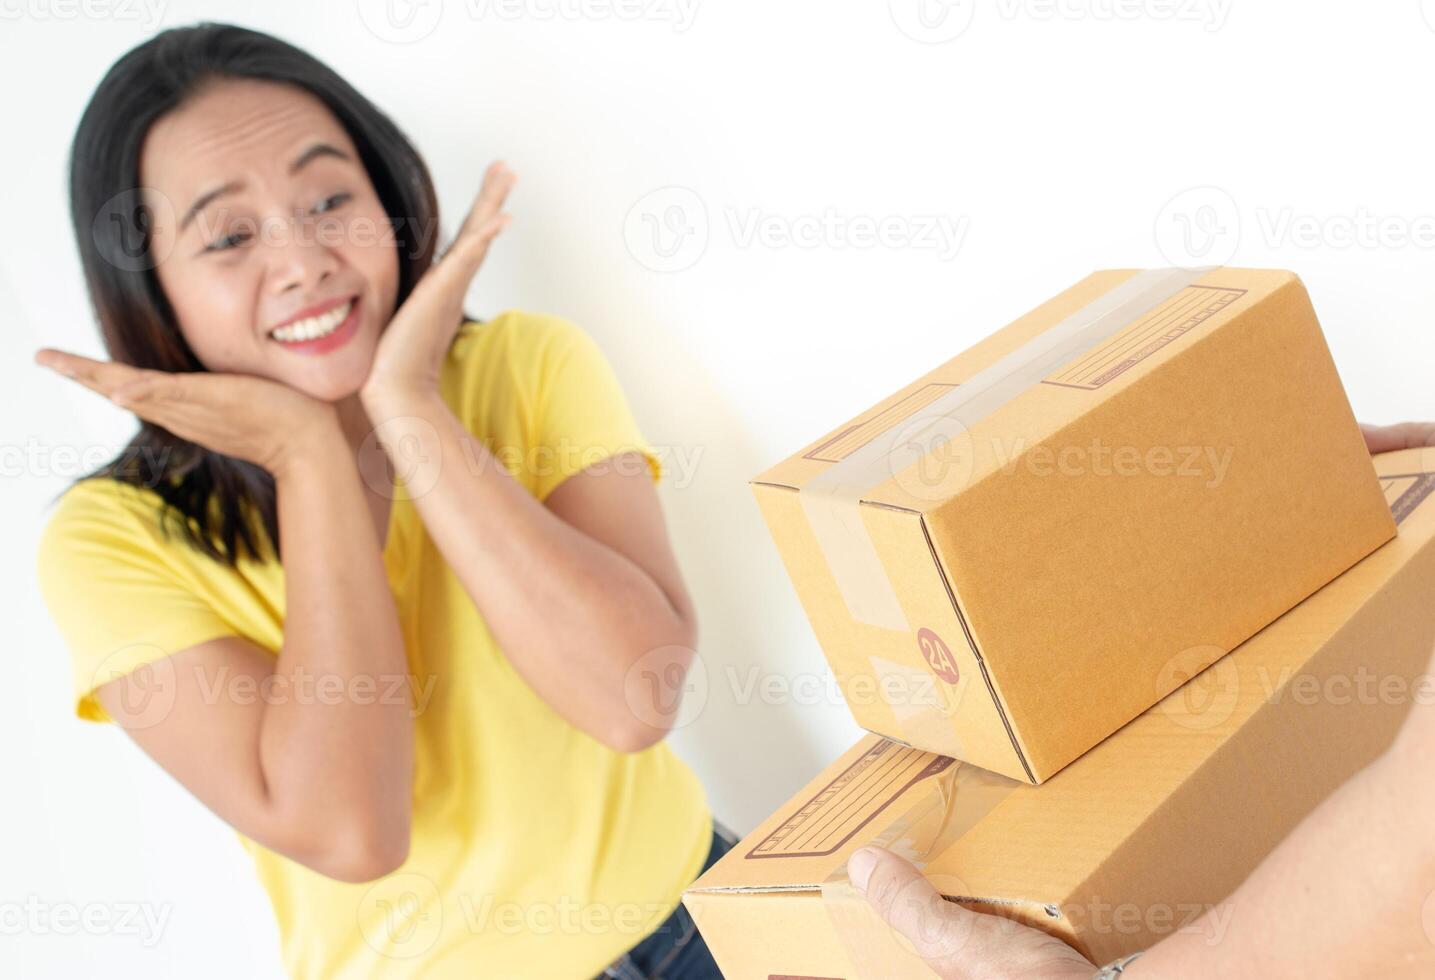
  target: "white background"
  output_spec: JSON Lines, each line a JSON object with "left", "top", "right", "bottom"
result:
{"left": 4, "top": 1, "right": 1434, "bottom": 975}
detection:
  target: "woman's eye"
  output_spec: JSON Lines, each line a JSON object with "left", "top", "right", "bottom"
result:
{"left": 313, "top": 192, "right": 352, "bottom": 214}
{"left": 204, "top": 231, "right": 250, "bottom": 253}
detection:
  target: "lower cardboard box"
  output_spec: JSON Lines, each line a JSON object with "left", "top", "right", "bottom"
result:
{"left": 685, "top": 446, "right": 1435, "bottom": 977}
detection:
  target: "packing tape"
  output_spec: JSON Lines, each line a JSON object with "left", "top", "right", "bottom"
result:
{"left": 818, "top": 756, "right": 1023, "bottom": 977}
{"left": 799, "top": 267, "right": 1214, "bottom": 632}
{"left": 870, "top": 654, "right": 968, "bottom": 758}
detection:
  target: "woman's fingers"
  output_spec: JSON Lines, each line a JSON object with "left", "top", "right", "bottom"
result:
{"left": 445, "top": 210, "right": 511, "bottom": 278}
{"left": 111, "top": 376, "right": 162, "bottom": 406}
{"left": 392, "top": 162, "right": 516, "bottom": 334}
{"left": 36, "top": 348, "right": 150, "bottom": 401}
{"left": 457, "top": 160, "right": 517, "bottom": 240}
{"left": 39, "top": 352, "right": 330, "bottom": 472}
{"left": 36, "top": 347, "right": 194, "bottom": 411}
{"left": 436, "top": 162, "right": 516, "bottom": 280}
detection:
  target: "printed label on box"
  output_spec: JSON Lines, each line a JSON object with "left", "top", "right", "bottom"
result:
{"left": 1382, "top": 472, "right": 1435, "bottom": 526}
{"left": 804, "top": 383, "right": 957, "bottom": 462}
{"left": 1043, "top": 285, "right": 1247, "bottom": 390}
{"left": 748, "top": 740, "right": 952, "bottom": 859}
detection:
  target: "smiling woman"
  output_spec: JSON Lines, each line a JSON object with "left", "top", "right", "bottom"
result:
{"left": 34, "top": 22, "right": 730, "bottom": 980}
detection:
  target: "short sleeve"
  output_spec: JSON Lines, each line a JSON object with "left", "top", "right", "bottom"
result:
{"left": 35, "top": 481, "right": 239, "bottom": 723}
{"left": 526, "top": 317, "right": 664, "bottom": 502}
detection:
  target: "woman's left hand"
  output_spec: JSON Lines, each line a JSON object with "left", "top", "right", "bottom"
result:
{"left": 361, "top": 160, "right": 516, "bottom": 403}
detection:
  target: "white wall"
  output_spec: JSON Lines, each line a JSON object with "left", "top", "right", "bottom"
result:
{"left": 4, "top": 1, "right": 1434, "bottom": 975}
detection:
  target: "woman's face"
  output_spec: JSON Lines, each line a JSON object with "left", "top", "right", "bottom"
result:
{"left": 141, "top": 78, "right": 399, "bottom": 402}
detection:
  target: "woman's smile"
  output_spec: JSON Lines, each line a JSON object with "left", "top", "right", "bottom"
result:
{"left": 267, "top": 294, "right": 362, "bottom": 355}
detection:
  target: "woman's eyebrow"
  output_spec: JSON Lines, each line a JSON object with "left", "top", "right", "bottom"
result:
{"left": 178, "top": 142, "right": 353, "bottom": 232}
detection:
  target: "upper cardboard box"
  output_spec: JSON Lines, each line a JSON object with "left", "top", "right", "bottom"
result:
{"left": 751, "top": 267, "right": 1396, "bottom": 781}
{"left": 696, "top": 446, "right": 1435, "bottom": 975}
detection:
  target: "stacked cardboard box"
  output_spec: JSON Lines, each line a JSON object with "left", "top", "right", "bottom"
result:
{"left": 686, "top": 269, "right": 1426, "bottom": 977}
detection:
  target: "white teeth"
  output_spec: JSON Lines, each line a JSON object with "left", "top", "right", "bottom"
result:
{"left": 270, "top": 300, "right": 353, "bottom": 343}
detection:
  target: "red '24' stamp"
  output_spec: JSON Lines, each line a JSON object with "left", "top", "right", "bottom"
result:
{"left": 917, "top": 627, "right": 960, "bottom": 685}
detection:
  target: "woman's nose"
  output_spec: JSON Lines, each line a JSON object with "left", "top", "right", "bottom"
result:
{"left": 264, "top": 214, "right": 344, "bottom": 293}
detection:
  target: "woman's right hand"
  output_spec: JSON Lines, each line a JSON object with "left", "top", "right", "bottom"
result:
{"left": 34, "top": 348, "right": 339, "bottom": 477}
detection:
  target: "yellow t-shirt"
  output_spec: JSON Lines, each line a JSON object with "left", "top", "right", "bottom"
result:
{"left": 35, "top": 311, "right": 713, "bottom": 979}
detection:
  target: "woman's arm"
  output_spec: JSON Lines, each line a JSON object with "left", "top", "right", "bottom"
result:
{"left": 355, "top": 161, "right": 697, "bottom": 752}
{"left": 361, "top": 387, "right": 697, "bottom": 753}
{"left": 96, "top": 418, "right": 413, "bottom": 882}
{"left": 37, "top": 344, "right": 417, "bottom": 884}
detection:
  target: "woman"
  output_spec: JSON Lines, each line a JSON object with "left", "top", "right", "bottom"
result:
{"left": 34, "top": 22, "right": 731, "bottom": 980}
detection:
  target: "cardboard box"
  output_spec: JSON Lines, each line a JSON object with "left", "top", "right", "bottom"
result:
{"left": 751, "top": 267, "right": 1395, "bottom": 782}
{"left": 692, "top": 447, "right": 1435, "bottom": 976}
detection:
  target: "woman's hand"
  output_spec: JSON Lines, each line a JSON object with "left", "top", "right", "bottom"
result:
{"left": 360, "top": 160, "right": 516, "bottom": 404}
{"left": 849, "top": 846, "right": 1096, "bottom": 980}
{"left": 1360, "top": 421, "right": 1435, "bottom": 454}
{"left": 33, "top": 349, "right": 339, "bottom": 478}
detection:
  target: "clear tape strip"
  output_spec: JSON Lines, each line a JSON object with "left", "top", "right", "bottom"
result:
{"left": 798, "top": 267, "right": 1213, "bottom": 631}
{"left": 819, "top": 756, "right": 1023, "bottom": 977}
{"left": 871, "top": 654, "right": 968, "bottom": 759}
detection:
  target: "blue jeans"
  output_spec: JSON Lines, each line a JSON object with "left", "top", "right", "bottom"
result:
{"left": 594, "top": 818, "right": 737, "bottom": 980}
